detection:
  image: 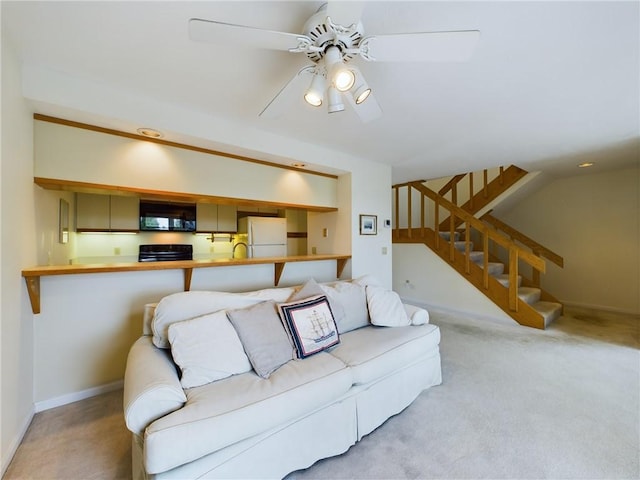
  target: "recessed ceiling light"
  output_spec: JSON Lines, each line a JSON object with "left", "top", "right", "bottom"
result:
{"left": 577, "top": 162, "right": 595, "bottom": 168}
{"left": 137, "top": 128, "right": 163, "bottom": 138}
{"left": 291, "top": 162, "right": 307, "bottom": 168}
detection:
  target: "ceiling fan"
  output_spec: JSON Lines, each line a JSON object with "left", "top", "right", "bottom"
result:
{"left": 189, "top": 2, "right": 480, "bottom": 122}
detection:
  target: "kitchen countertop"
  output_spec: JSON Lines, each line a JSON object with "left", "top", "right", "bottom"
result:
{"left": 21, "top": 254, "right": 351, "bottom": 314}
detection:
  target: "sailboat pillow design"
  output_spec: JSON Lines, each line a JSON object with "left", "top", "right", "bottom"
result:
{"left": 278, "top": 295, "right": 340, "bottom": 358}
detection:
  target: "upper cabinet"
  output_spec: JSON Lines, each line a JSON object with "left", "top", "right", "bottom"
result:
{"left": 196, "top": 203, "right": 238, "bottom": 233}
{"left": 76, "top": 193, "right": 139, "bottom": 232}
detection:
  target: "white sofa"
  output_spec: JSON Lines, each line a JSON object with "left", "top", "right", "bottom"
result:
{"left": 123, "top": 277, "right": 442, "bottom": 479}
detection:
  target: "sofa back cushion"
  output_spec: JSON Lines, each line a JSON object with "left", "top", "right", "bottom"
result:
{"left": 152, "top": 288, "right": 295, "bottom": 349}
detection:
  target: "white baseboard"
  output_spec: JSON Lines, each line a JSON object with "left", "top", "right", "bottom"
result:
{"left": 400, "top": 296, "right": 519, "bottom": 327}
{"left": 561, "top": 300, "right": 640, "bottom": 317}
{"left": 1, "top": 407, "right": 34, "bottom": 477}
{"left": 34, "top": 379, "right": 124, "bottom": 413}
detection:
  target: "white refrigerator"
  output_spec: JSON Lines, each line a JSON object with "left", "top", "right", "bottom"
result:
{"left": 238, "top": 216, "right": 287, "bottom": 258}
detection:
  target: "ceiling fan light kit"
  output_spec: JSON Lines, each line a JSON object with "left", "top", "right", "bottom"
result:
{"left": 304, "top": 69, "right": 326, "bottom": 107}
{"left": 327, "top": 86, "right": 345, "bottom": 113}
{"left": 188, "top": 1, "right": 480, "bottom": 122}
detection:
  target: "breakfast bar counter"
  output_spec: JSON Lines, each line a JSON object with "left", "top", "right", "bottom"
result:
{"left": 22, "top": 254, "right": 351, "bottom": 314}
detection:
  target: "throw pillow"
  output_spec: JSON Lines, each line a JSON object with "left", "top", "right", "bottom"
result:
{"left": 321, "top": 281, "right": 369, "bottom": 333}
{"left": 404, "top": 303, "right": 430, "bottom": 326}
{"left": 168, "top": 310, "right": 252, "bottom": 389}
{"left": 366, "top": 285, "right": 411, "bottom": 327}
{"left": 226, "top": 301, "right": 294, "bottom": 379}
{"left": 278, "top": 295, "right": 340, "bottom": 358}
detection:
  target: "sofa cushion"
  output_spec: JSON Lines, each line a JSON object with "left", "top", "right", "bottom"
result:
{"left": 227, "top": 301, "right": 294, "bottom": 378}
{"left": 143, "top": 352, "right": 353, "bottom": 475}
{"left": 168, "top": 311, "right": 252, "bottom": 389}
{"left": 278, "top": 295, "right": 340, "bottom": 358}
{"left": 153, "top": 291, "right": 265, "bottom": 349}
{"left": 366, "top": 285, "right": 411, "bottom": 327}
{"left": 320, "top": 281, "right": 369, "bottom": 333}
{"left": 328, "top": 323, "right": 441, "bottom": 385}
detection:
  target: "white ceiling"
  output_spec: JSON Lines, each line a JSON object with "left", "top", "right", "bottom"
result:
{"left": 3, "top": 1, "right": 639, "bottom": 183}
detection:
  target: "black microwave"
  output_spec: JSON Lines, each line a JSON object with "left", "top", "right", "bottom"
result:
{"left": 139, "top": 200, "right": 196, "bottom": 232}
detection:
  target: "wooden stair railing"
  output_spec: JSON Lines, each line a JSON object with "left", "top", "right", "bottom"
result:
{"left": 481, "top": 212, "right": 564, "bottom": 288}
{"left": 392, "top": 180, "right": 549, "bottom": 329}
{"left": 437, "top": 165, "right": 528, "bottom": 231}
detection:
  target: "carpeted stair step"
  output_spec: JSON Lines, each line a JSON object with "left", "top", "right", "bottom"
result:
{"left": 517, "top": 287, "right": 542, "bottom": 305}
{"left": 438, "top": 231, "right": 460, "bottom": 242}
{"left": 494, "top": 274, "right": 522, "bottom": 288}
{"left": 454, "top": 241, "right": 473, "bottom": 252}
{"left": 469, "top": 251, "right": 485, "bottom": 263}
{"left": 532, "top": 301, "right": 563, "bottom": 327}
{"left": 485, "top": 262, "right": 505, "bottom": 276}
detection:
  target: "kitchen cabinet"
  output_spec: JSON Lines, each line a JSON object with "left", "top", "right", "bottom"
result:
{"left": 196, "top": 203, "right": 237, "bottom": 233}
{"left": 76, "top": 193, "right": 139, "bottom": 232}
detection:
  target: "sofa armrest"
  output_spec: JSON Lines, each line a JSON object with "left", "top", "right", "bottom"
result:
{"left": 403, "top": 304, "right": 429, "bottom": 326}
{"left": 123, "top": 336, "right": 187, "bottom": 435}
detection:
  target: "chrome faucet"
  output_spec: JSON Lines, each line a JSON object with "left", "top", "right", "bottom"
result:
{"left": 232, "top": 242, "right": 248, "bottom": 258}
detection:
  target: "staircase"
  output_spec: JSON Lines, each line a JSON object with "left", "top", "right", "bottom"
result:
{"left": 393, "top": 166, "right": 563, "bottom": 329}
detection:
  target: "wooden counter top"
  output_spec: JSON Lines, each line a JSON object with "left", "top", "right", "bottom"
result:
{"left": 22, "top": 254, "right": 351, "bottom": 314}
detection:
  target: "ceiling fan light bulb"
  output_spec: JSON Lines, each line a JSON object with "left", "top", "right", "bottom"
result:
{"left": 355, "top": 87, "right": 371, "bottom": 104}
{"left": 334, "top": 69, "right": 355, "bottom": 92}
{"left": 304, "top": 92, "right": 323, "bottom": 107}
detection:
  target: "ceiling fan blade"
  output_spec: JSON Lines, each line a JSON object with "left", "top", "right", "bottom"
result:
{"left": 362, "top": 30, "right": 481, "bottom": 62}
{"left": 326, "top": 1, "right": 365, "bottom": 28}
{"left": 345, "top": 91, "right": 382, "bottom": 124}
{"left": 189, "top": 18, "right": 310, "bottom": 52}
{"left": 259, "top": 65, "right": 315, "bottom": 119}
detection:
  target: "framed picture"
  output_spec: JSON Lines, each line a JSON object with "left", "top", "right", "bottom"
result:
{"left": 359, "top": 214, "right": 377, "bottom": 235}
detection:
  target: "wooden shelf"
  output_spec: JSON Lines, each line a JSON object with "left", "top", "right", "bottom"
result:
{"left": 21, "top": 254, "right": 351, "bottom": 314}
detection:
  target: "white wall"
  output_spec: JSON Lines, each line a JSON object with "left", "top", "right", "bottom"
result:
{"left": 35, "top": 120, "right": 338, "bottom": 209}
{"left": 1, "top": 33, "right": 37, "bottom": 473}
{"left": 393, "top": 244, "right": 515, "bottom": 325}
{"left": 496, "top": 166, "right": 640, "bottom": 315}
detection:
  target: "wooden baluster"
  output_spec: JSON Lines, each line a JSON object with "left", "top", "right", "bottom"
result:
{"left": 452, "top": 183, "right": 457, "bottom": 206}
{"left": 434, "top": 198, "right": 440, "bottom": 249}
{"left": 468, "top": 172, "right": 474, "bottom": 209}
{"left": 394, "top": 186, "right": 399, "bottom": 238}
{"left": 509, "top": 247, "right": 519, "bottom": 311}
{"left": 483, "top": 169, "right": 489, "bottom": 198}
{"left": 483, "top": 233, "right": 489, "bottom": 289}
{"left": 420, "top": 192, "right": 425, "bottom": 238}
{"left": 407, "top": 185, "right": 412, "bottom": 238}
{"left": 449, "top": 213, "right": 455, "bottom": 261}
{"left": 499, "top": 166, "right": 504, "bottom": 185}
{"left": 465, "top": 223, "right": 471, "bottom": 274}
{"left": 532, "top": 247, "right": 541, "bottom": 286}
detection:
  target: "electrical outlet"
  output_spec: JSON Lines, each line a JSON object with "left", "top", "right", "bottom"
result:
{"left": 114, "top": 247, "right": 121, "bottom": 255}
{"left": 210, "top": 245, "right": 215, "bottom": 253}
{"left": 382, "top": 247, "right": 387, "bottom": 255}
{"left": 322, "top": 228, "right": 328, "bottom": 238}
{"left": 312, "top": 246, "right": 317, "bottom": 254}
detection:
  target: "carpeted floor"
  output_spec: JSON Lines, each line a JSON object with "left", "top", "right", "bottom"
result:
{"left": 4, "top": 308, "right": 639, "bottom": 479}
